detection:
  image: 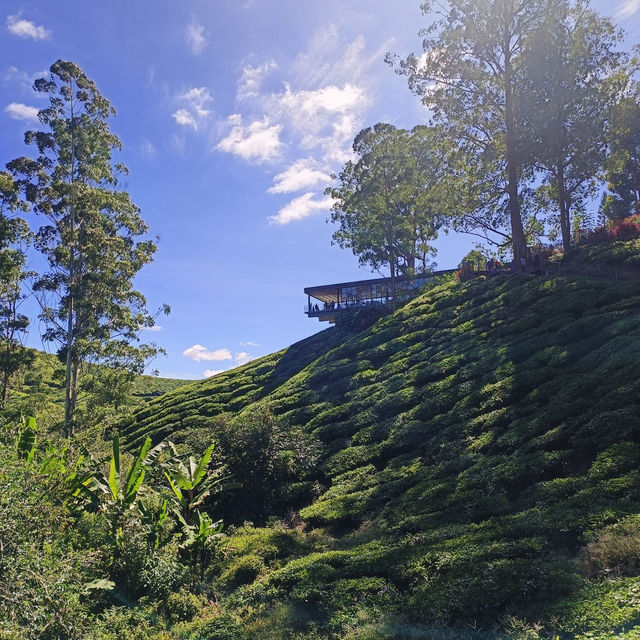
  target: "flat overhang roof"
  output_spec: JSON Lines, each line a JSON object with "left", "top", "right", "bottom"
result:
{"left": 304, "top": 270, "right": 456, "bottom": 302}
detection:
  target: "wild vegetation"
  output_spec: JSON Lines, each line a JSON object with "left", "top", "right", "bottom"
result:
{"left": 98, "top": 248, "right": 640, "bottom": 639}
{"left": 1, "top": 0, "right": 640, "bottom": 637}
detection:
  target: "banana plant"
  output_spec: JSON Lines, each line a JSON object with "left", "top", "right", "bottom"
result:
{"left": 16, "top": 416, "right": 37, "bottom": 463}
{"left": 163, "top": 443, "right": 228, "bottom": 524}
{"left": 163, "top": 442, "right": 236, "bottom": 588}
{"left": 139, "top": 498, "right": 170, "bottom": 551}
{"left": 69, "top": 433, "right": 166, "bottom": 549}
{"left": 180, "top": 509, "right": 224, "bottom": 586}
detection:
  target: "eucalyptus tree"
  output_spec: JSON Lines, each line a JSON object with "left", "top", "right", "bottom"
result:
{"left": 0, "top": 172, "right": 33, "bottom": 407}
{"left": 7, "top": 60, "right": 165, "bottom": 437}
{"left": 602, "top": 88, "right": 640, "bottom": 220}
{"left": 326, "top": 123, "right": 444, "bottom": 305}
{"left": 389, "top": 0, "right": 551, "bottom": 263}
{"left": 522, "top": 0, "right": 626, "bottom": 249}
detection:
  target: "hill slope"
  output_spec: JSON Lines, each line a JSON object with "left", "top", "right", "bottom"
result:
{"left": 120, "top": 272, "right": 640, "bottom": 637}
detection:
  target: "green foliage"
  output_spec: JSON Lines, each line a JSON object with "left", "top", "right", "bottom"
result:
{"left": 213, "top": 407, "right": 322, "bottom": 524}
{"left": 218, "top": 554, "right": 265, "bottom": 589}
{"left": 116, "top": 267, "right": 640, "bottom": 636}
{"left": 7, "top": 59, "right": 166, "bottom": 436}
{"left": 16, "top": 416, "right": 37, "bottom": 462}
{"left": 7, "top": 263, "right": 640, "bottom": 637}
{"left": 601, "top": 94, "right": 640, "bottom": 220}
{"left": 69, "top": 434, "right": 166, "bottom": 549}
{"left": 326, "top": 123, "right": 444, "bottom": 286}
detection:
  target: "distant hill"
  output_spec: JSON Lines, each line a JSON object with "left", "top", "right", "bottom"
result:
{"left": 5, "top": 349, "right": 190, "bottom": 424}
{"left": 117, "top": 250, "right": 640, "bottom": 637}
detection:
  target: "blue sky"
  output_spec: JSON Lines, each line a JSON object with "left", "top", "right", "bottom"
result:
{"left": 1, "top": 1, "right": 638, "bottom": 379}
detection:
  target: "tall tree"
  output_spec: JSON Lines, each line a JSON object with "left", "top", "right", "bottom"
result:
{"left": 0, "top": 172, "right": 33, "bottom": 407}
{"left": 8, "top": 60, "right": 164, "bottom": 437}
{"left": 389, "top": 0, "right": 550, "bottom": 263}
{"left": 326, "top": 123, "right": 444, "bottom": 305}
{"left": 601, "top": 87, "right": 640, "bottom": 220}
{"left": 522, "top": 0, "right": 625, "bottom": 250}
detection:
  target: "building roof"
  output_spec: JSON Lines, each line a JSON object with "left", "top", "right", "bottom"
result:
{"left": 304, "top": 270, "right": 456, "bottom": 303}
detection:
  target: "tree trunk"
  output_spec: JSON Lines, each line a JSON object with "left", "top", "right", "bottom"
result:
{"left": 64, "top": 296, "right": 74, "bottom": 438}
{"left": 557, "top": 166, "right": 571, "bottom": 252}
{"left": 503, "top": 14, "right": 526, "bottom": 265}
{"left": 0, "top": 370, "right": 8, "bottom": 409}
{"left": 390, "top": 256, "right": 397, "bottom": 312}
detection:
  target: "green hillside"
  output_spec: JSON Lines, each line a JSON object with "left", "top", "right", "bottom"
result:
{"left": 116, "top": 269, "right": 640, "bottom": 638}
{"left": 4, "top": 350, "right": 190, "bottom": 425}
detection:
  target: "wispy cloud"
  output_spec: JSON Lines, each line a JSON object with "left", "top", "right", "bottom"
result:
{"left": 235, "top": 351, "right": 254, "bottom": 365}
{"left": 172, "top": 109, "right": 197, "bottom": 128}
{"left": 237, "top": 60, "right": 277, "bottom": 100}
{"left": 4, "top": 102, "right": 39, "bottom": 121}
{"left": 217, "top": 114, "right": 283, "bottom": 163}
{"left": 215, "top": 26, "right": 388, "bottom": 223}
{"left": 183, "top": 345, "right": 232, "bottom": 362}
{"left": 204, "top": 369, "right": 224, "bottom": 378}
{"left": 169, "top": 133, "right": 187, "bottom": 155}
{"left": 142, "top": 324, "right": 162, "bottom": 331}
{"left": 240, "top": 341, "right": 260, "bottom": 347}
{"left": 6, "top": 14, "right": 50, "bottom": 40}
{"left": 3, "top": 66, "right": 48, "bottom": 94}
{"left": 140, "top": 139, "right": 157, "bottom": 160}
{"left": 172, "top": 87, "right": 213, "bottom": 130}
{"left": 269, "top": 192, "right": 334, "bottom": 225}
{"left": 616, "top": 0, "right": 640, "bottom": 17}
{"left": 185, "top": 18, "right": 207, "bottom": 55}
{"left": 268, "top": 158, "right": 331, "bottom": 194}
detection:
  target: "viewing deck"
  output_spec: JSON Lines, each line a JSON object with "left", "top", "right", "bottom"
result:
{"left": 304, "top": 270, "right": 456, "bottom": 323}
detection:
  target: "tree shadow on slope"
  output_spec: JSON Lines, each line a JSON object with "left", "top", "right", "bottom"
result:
{"left": 290, "top": 273, "right": 640, "bottom": 628}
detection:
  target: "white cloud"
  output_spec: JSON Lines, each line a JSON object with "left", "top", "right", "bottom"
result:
{"left": 6, "top": 14, "right": 50, "bottom": 40}
{"left": 238, "top": 60, "right": 277, "bottom": 100}
{"left": 172, "top": 109, "right": 197, "bottom": 128}
{"left": 142, "top": 324, "right": 162, "bottom": 332}
{"left": 217, "top": 114, "right": 283, "bottom": 163}
{"left": 140, "top": 139, "right": 157, "bottom": 160}
{"left": 216, "top": 27, "right": 390, "bottom": 223}
{"left": 269, "top": 192, "right": 334, "bottom": 225}
{"left": 617, "top": 0, "right": 640, "bottom": 17}
{"left": 182, "top": 345, "right": 232, "bottom": 362}
{"left": 290, "top": 28, "right": 391, "bottom": 91}
{"left": 180, "top": 87, "right": 213, "bottom": 118}
{"left": 235, "top": 351, "right": 254, "bottom": 365}
{"left": 268, "top": 158, "right": 331, "bottom": 194}
{"left": 280, "top": 83, "right": 365, "bottom": 118}
{"left": 204, "top": 369, "right": 225, "bottom": 378}
{"left": 4, "top": 102, "right": 39, "bottom": 121}
{"left": 186, "top": 19, "right": 207, "bottom": 55}
{"left": 240, "top": 341, "right": 260, "bottom": 347}
{"left": 273, "top": 83, "right": 369, "bottom": 164}
{"left": 172, "top": 87, "right": 213, "bottom": 130}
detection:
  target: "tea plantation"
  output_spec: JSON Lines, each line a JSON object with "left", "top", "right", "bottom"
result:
{"left": 114, "top": 270, "right": 640, "bottom": 638}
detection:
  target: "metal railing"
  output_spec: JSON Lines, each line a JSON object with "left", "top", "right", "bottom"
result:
{"left": 305, "top": 299, "right": 391, "bottom": 314}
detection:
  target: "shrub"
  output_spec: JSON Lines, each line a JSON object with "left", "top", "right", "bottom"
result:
{"left": 218, "top": 554, "right": 265, "bottom": 590}
{"left": 155, "top": 589, "right": 202, "bottom": 626}
{"left": 179, "top": 613, "right": 243, "bottom": 640}
{"left": 612, "top": 216, "right": 640, "bottom": 240}
{"left": 583, "top": 515, "right": 640, "bottom": 577}
{"left": 213, "top": 408, "right": 322, "bottom": 524}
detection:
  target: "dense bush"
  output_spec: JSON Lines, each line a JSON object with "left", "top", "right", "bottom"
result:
{"left": 212, "top": 407, "right": 322, "bottom": 524}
